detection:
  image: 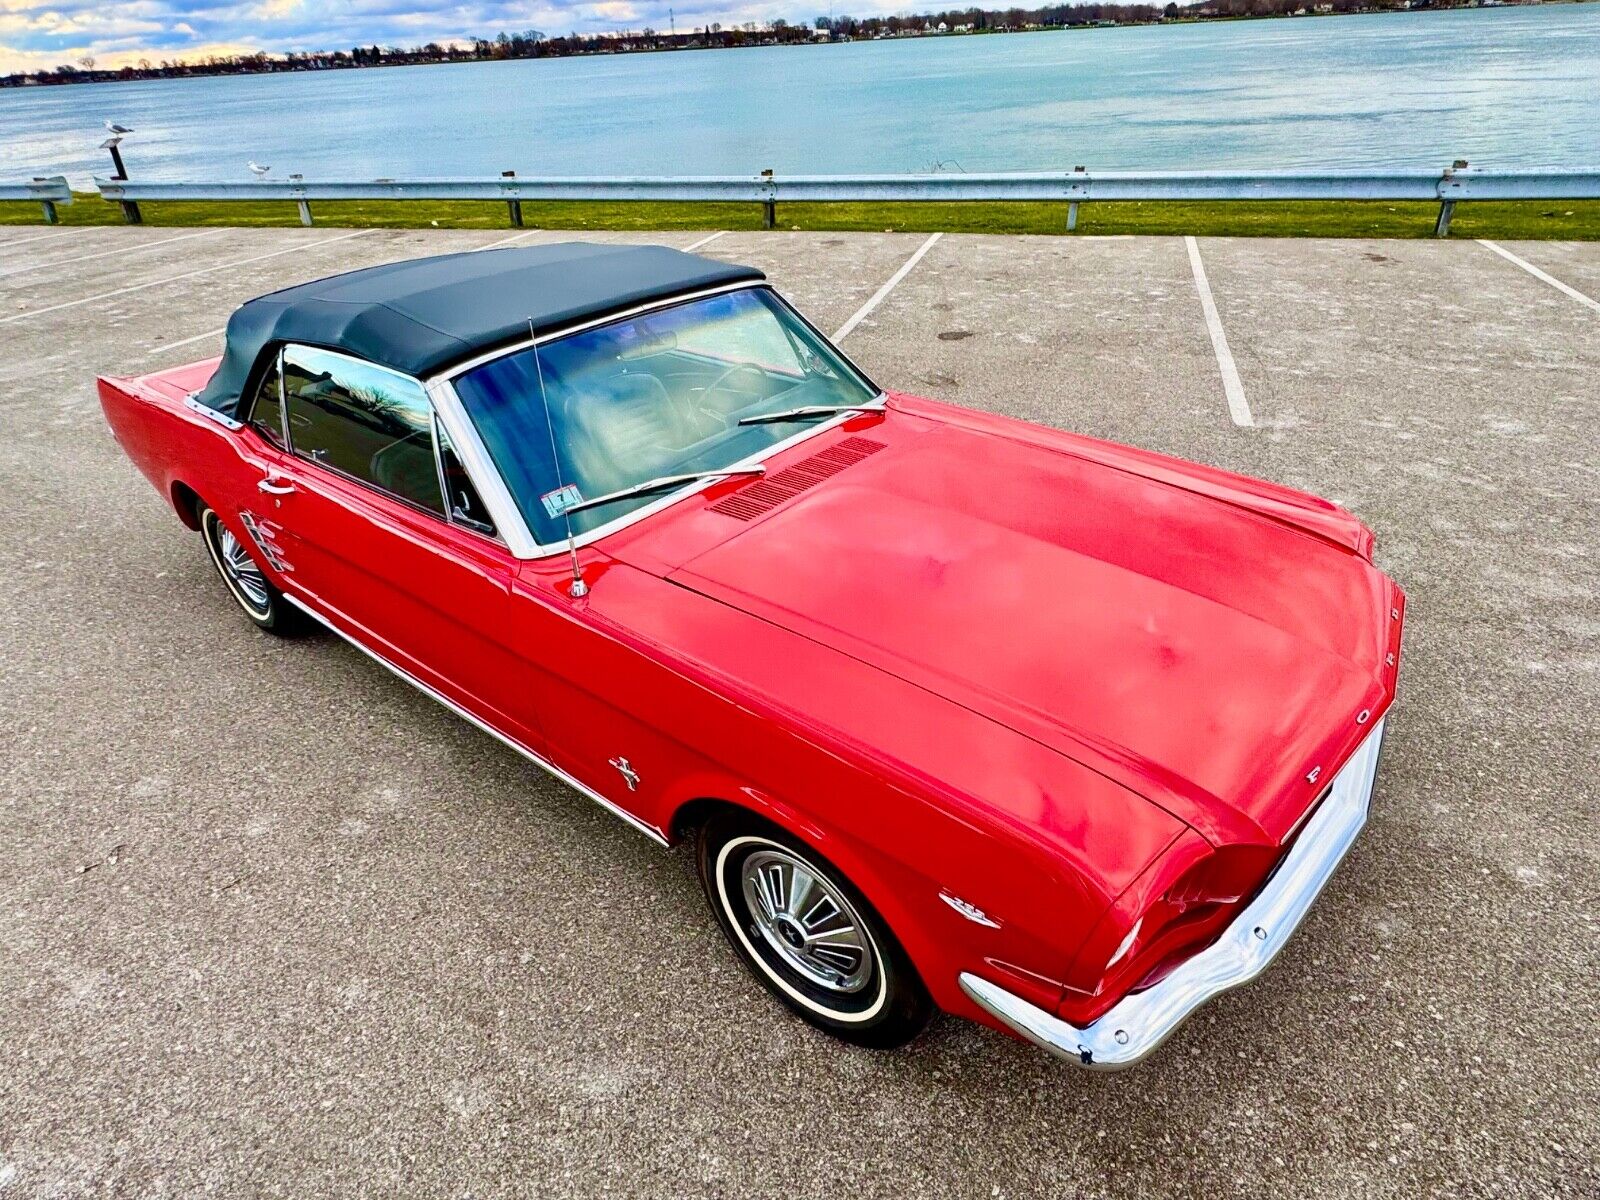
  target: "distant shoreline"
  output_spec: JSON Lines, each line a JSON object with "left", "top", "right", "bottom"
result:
{"left": 2, "top": 0, "right": 1586, "bottom": 91}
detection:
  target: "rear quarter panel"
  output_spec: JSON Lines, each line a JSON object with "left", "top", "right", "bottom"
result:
{"left": 98, "top": 359, "right": 235, "bottom": 526}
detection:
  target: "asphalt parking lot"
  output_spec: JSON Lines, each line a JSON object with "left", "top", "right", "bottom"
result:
{"left": 1, "top": 224, "right": 1596, "bottom": 1198}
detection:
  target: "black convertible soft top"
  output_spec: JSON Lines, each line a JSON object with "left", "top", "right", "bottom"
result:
{"left": 194, "top": 241, "right": 765, "bottom": 415}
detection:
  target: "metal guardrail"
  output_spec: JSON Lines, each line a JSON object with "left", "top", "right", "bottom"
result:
{"left": 71, "top": 166, "right": 1600, "bottom": 236}
{"left": 0, "top": 176, "right": 72, "bottom": 224}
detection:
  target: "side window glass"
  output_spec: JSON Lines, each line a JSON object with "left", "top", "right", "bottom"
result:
{"left": 245, "top": 354, "right": 285, "bottom": 449}
{"left": 282, "top": 345, "right": 443, "bottom": 514}
{"left": 436, "top": 423, "right": 497, "bottom": 537}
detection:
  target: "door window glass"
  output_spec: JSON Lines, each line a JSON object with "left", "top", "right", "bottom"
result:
{"left": 437, "top": 422, "right": 497, "bottom": 537}
{"left": 244, "top": 354, "right": 285, "bottom": 449}
{"left": 282, "top": 345, "right": 444, "bottom": 514}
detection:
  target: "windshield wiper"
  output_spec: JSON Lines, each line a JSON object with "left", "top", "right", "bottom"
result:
{"left": 562, "top": 466, "right": 767, "bottom": 516}
{"left": 737, "top": 401, "right": 885, "bottom": 426}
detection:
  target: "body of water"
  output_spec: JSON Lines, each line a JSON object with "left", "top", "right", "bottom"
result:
{"left": 2, "top": 8, "right": 1597, "bottom": 185}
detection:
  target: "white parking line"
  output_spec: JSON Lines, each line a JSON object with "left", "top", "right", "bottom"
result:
{"left": 0, "top": 229, "right": 374, "bottom": 326}
{"left": 0, "top": 227, "right": 88, "bottom": 250}
{"left": 470, "top": 229, "right": 541, "bottom": 252}
{"left": 833, "top": 232, "right": 942, "bottom": 343}
{"left": 1479, "top": 239, "right": 1600, "bottom": 315}
{"left": 1185, "top": 235, "right": 1253, "bottom": 428}
{"left": 0, "top": 228, "right": 227, "bottom": 281}
{"left": 147, "top": 325, "right": 229, "bottom": 357}
{"left": 683, "top": 231, "right": 727, "bottom": 252}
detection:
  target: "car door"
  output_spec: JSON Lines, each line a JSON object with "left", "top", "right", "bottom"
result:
{"left": 259, "top": 344, "right": 546, "bottom": 753}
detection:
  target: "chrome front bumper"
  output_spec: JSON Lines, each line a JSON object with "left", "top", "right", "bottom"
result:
{"left": 960, "top": 718, "right": 1386, "bottom": 1070}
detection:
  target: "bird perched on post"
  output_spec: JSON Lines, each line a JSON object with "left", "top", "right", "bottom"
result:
{"left": 248, "top": 161, "right": 271, "bottom": 180}
{"left": 104, "top": 120, "right": 134, "bottom": 135}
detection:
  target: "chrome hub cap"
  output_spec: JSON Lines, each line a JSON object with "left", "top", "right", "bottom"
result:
{"left": 740, "top": 848, "right": 874, "bottom": 994}
{"left": 207, "top": 514, "right": 270, "bottom": 616}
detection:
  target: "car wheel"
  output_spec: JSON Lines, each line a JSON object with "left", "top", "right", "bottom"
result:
{"left": 199, "top": 503, "right": 306, "bottom": 635}
{"left": 697, "top": 810, "right": 932, "bottom": 1049}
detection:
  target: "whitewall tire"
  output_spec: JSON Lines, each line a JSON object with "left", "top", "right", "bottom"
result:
{"left": 697, "top": 810, "right": 932, "bottom": 1049}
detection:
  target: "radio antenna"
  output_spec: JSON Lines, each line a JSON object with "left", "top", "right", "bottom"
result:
{"left": 529, "top": 320, "right": 587, "bottom": 598}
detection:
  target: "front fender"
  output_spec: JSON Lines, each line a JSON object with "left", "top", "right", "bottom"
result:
{"left": 658, "top": 771, "right": 1099, "bottom": 1019}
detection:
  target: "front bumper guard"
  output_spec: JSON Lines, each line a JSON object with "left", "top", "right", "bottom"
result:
{"left": 960, "top": 717, "right": 1386, "bottom": 1070}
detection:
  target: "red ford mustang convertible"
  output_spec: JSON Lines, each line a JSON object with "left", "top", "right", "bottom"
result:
{"left": 100, "top": 243, "right": 1402, "bottom": 1068}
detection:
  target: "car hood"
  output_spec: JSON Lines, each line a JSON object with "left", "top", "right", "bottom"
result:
{"left": 649, "top": 402, "right": 1401, "bottom": 846}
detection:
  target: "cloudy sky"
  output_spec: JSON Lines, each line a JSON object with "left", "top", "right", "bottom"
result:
{"left": 0, "top": 0, "right": 899, "bottom": 75}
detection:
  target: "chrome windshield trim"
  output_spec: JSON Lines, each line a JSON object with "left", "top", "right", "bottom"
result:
{"left": 425, "top": 376, "right": 541, "bottom": 557}
{"left": 434, "top": 280, "right": 762, "bottom": 381}
{"left": 961, "top": 717, "right": 1388, "bottom": 1071}
{"left": 424, "top": 281, "right": 888, "bottom": 562}
{"left": 433, "top": 281, "right": 880, "bottom": 391}
{"left": 282, "top": 593, "right": 669, "bottom": 847}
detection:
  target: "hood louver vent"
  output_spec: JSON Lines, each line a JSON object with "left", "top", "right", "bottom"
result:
{"left": 710, "top": 435, "right": 886, "bottom": 520}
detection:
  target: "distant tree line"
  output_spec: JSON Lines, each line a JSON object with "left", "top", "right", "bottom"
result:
{"left": 0, "top": 0, "right": 1534, "bottom": 88}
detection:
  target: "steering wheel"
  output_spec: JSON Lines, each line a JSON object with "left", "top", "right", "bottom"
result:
{"left": 701, "top": 362, "right": 767, "bottom": 422}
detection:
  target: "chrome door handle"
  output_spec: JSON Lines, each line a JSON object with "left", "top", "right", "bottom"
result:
{"left": 257, "top": 477, "right": 295, "bottom": 495}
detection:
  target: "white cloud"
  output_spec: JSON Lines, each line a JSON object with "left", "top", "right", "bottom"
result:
{"left": 0, "top": 0, "right": 919, "bottom": 75}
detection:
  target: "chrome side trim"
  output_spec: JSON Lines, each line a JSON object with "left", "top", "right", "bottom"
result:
{"left": 939, "top": 891, "right": 1001, "bottom": 929}
{"left": 282, "top": 593, "right": 670, "bottom": 847}
{"left": 184, "top": 394, "right": 243, "bottom": 430}
{"left": 961, "top": 718, "right": 1387, "bottom": 1070}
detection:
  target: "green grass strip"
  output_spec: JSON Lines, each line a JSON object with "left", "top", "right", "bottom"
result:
{"left": 4, "top": 193, "right": 1598, "bottom": 239}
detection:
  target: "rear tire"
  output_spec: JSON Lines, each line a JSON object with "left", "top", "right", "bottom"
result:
{"left": 198, "top": 503, "right": 307, "bottom": 636}
{"left": 697, "top": 809, "right": 932, "bottom": 1049}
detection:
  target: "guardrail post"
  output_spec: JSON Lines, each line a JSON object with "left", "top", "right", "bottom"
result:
{"left": 39, "top": 194, "right": 58, "bottom": 225}
{"left": 503, "top": 170, "right": 524, "bottom": 228}
{"left": 1435, "top": 160, "right": 1468, "bottom": 238}
{"left": 1067, "top": 166, "right": 1087, "bottom": 232}
{"left": 291, "top": 175, "right": 313, "bottom": 226}
{"left": 761, "top": 169, "right": 776, "bottom": 230}
{"left": 1434, "top": 200, "right": 1454, "bottom": 238}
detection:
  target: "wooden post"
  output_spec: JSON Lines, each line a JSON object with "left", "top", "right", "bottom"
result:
{"left": 107, "top": 142, "right": 142, "bottom": 224}
{"left": 503, "top": 170, "right": 524, "bottom": 228}
{"left": 761, "top": 168, "right": 775, "bottom": 230}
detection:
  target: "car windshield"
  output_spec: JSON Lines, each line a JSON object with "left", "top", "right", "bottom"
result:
{"left": 452, "top": 287, "right": 880, "bottom": 545}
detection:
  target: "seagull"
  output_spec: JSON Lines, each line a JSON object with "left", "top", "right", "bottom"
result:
{"left": 104, "top": 120, "right": 133, "bottom": 135}
{"left": 248, "top": 161, "right": 271, "bottom": 180}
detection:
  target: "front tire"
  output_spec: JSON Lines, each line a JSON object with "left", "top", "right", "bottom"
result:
{"left": 697, "top": 810, "right": 932, "bottom": 1049}
{"left": 199, "top": 503, "right": 306, "bottom": 635}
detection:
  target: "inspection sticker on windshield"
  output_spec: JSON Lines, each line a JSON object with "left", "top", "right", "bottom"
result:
{"left": 541, "top": 484, "right": 583, "bottom": 518}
